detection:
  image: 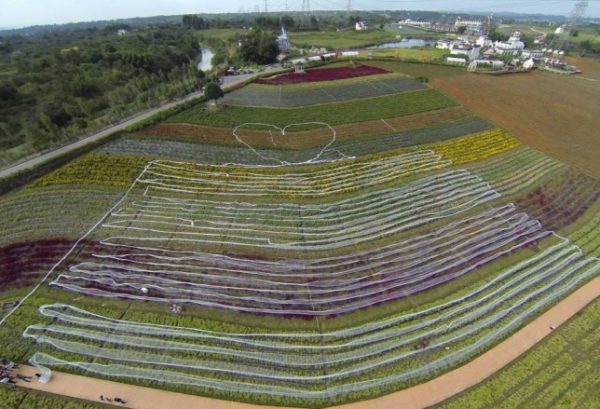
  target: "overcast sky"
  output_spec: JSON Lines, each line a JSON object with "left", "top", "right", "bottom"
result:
{"left": 1, "top": 0, "right": 599, "bottom": 28}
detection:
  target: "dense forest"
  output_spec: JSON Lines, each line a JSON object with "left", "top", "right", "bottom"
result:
{"left": 0, "top": 24, "right": 205, "bottom": 165}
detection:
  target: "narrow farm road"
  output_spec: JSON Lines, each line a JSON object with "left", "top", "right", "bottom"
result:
{"left": 0, "top": 66, "right": 283, "bottom": 180}
{"left": 11, "top": 274, "right": 600, "bottom": 409}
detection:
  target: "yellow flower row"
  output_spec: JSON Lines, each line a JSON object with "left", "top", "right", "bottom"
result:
{"left": 32, "top": 154, "right": 150, "bottom": 189}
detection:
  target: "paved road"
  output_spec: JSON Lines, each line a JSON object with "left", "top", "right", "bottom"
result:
{"left": 0, "top": 65, "right": 283, "bottom": 180}
{"left": 11, "top": 274, "right": 600, "bottom": 409}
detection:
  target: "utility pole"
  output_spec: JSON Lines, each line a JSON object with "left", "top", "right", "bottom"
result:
{"left": 264, "top": 0, "right": 268, "bottom": 13}
{"left": 347, "top": 0, "right": 352, "bottom": 12}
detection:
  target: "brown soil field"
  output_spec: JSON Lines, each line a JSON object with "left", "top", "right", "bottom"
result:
{"left": 565, "top": 56, "right": 600, "bottom": 79}
{"left": 141, "top": 106, "right": 472, "bottom": 149}
{"left": 431, "top": 59, "right": 600, "bottom": 179}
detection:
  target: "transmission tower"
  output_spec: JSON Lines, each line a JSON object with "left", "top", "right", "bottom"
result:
{"left": 264, "top": 0, "right": 268, "bottom": 13}
{"left": 302, "top": 0, "right": 311, "bottom": 13}
{"left": 347, "top": 0, "right": 352, "bottom": 12}
{"left": 551, "top": 0, "right": 588, "bottom": 51}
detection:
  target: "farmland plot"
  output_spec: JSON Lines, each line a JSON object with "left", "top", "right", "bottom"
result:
{"left": 24, "top": 233, "right": 600, "bottom": 407}
{"left": 3, "top": 58, "right": 600, "bottom": 409}
{"left": 222, "top": 75, "right": 427, "bottom": 108}
{"left": 255, "top": 64, "right": 389, "bottom": 85}
{"left": 167, "top": 89, "right": 457, "bottom": 129}
{"left": 102, "top": 116, "right": 492, "bottom": 165}
{"left": 1, "top": 134, "right": 598, "bottom": 408}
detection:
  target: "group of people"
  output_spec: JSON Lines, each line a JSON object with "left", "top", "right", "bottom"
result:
{"left": 2, "top": 358, "right": 130, "bottom": 406}
{"left": 0, "top": 358, "right": 43, "bottom": 386}
{"left": 100, "top": 395, "right": 127, "bottom": 404}
{"left": 0, "top": 358, "right": 18, "bottom": 385}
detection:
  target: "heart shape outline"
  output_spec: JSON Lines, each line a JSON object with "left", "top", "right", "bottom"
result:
{"left": 232, "top": 122, "right": 341, "bottom": 166}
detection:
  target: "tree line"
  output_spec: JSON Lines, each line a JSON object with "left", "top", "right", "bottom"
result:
{"left": 0, "top": 25, "right": 206, "bottom": 165}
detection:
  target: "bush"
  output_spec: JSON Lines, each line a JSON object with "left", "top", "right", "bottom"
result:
{"left": 205, "top": 82, "right": 224, "bottom": 101}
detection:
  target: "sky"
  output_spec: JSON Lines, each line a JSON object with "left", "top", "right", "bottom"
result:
{"left": 1, "top": 0, "right": 599, "bottom": 29}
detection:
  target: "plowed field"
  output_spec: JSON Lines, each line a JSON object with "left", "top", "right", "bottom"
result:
{"left": 431, "top": 60, "right": 600, "bottom": 179}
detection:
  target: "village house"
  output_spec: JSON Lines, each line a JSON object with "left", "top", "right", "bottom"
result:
{"left": 399, "top": 19, "right": 431, "bottom": 28}
{"left": 450, "top": 44, "right": 481, "bottom": 61}
{"left": 355, "top": 21, "right": 368, "bottom": 31}
{"left": 494, "top": 36, "right": 525, "bottom": 56}
{"left": 454, "top": 17, "right": 483, "bottom": 32}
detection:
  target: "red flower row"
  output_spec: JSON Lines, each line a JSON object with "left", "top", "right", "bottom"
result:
{"left": 256, "top": 65, "right": 390, "bottom": 85}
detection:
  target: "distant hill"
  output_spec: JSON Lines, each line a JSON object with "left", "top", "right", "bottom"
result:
{"left": 0, "top": 15, "right": 183, "bottom": 36}
{"left": 1, "top": 9, "right": 597, "bottom": 37}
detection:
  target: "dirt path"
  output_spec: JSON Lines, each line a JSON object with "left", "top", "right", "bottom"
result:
{"left": 11, "top": 275, "right": 600, "bottom": 409}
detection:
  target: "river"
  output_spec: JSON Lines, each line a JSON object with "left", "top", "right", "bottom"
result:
{"left": 197, "top": 48, "right": 214, "bottom": 72}
{"left": 372, "top": 39, "right": 436, "bottom": 49}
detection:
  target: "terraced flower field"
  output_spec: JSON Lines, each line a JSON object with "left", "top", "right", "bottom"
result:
{"left": 167, "top": 89, "right": 457, "bottom": 129}
{"left": 222, "top": 74, "right": 427, "bottom": 107}
{"left": 1, "top": 61, "right": 600, "bottom": 409}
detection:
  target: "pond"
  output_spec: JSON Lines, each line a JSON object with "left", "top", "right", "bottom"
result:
{"left": 372, "top": 39, "right": 436, "bottom": 49}
{"left": 197, "top": 48, "right": 214, "bottom": 71}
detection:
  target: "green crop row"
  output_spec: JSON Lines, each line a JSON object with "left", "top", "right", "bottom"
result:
{"left": 436, "top": 296, "right": 600, "bottom": 409}
{"left": 166, "top": 89, "right": 457, "bottom": 129}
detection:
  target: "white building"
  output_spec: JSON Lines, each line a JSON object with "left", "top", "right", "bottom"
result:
{"left": 470, "top": 59, "right": 505, "bottom": 70}
{"left": 400, "top": 19, "right": 431, "bottom": 28}
{"left": 117, "top": 29, "right": 129, "bottom": 36}
{"left": 436, "top": 40, "right": 452, "bottom": 50}
{"left": 493, "top": 32, "right": 525, "bottom": 55}
{"left": 446, "top": 57, "right": 467, "bottom": 66}
{"left": 476, "top": 36, "right": 493, "bottom": 48}
{"left": 454, "top": 17, "right": 483, "bottom": 31}
{"left": 508, "top": 32, "right": 523, "bottom": 42}
{"left": 555, "top": 26, "right": 565, "bottom": 35}
{"left": 523, "top": 58, "right": 536, "bottom": 70}
{"left": 355, "top": 21, "right": 368, "bottom": 31}
{"left": 450, "top": 45, "right": 481, "bottom": 61}
{"left": 277, "top": 26, "right": 291, "bottom": 54}
{"left": 522, "top": 49, "right": 545, "bottom": 59}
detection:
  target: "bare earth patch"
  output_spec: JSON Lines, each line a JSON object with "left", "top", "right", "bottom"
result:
{"left": 431, "top": 62, "right": 600, "bottom": 179}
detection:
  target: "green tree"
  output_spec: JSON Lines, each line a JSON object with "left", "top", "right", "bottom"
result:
{"left": 183, "top": 15, "right": 209, "bottom": 30}
{"left": 457, "top": 26, "right": 467, "bottom": 35}
{"left": 0, "top": 82, "right": 18, "bottom": 107}
{"left": 204, "top": 82, "right": 224, "bottom": 102}
{"left": 239, "top": 29, "right": 279, "bottom": 65}
{"left": 489, "top": 30, "right": 508, "bottom": 42}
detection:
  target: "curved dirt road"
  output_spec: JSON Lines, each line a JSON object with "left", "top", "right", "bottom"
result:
{"left": 12, "top": 275, "right": 600, "bottom": 409}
